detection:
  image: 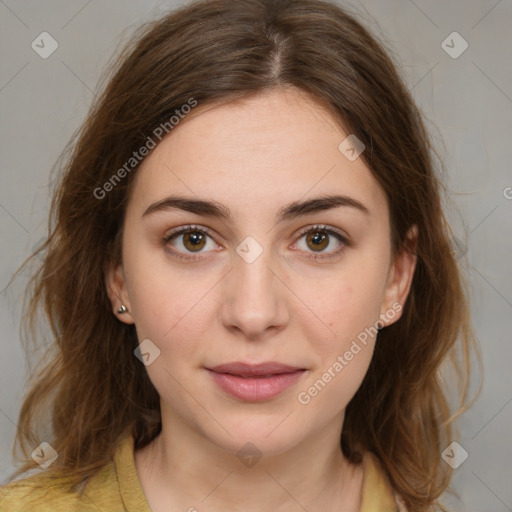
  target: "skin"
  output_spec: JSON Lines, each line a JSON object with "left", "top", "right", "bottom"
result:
{"left": 107, "top": 87, "right": 417, "bottom": 512}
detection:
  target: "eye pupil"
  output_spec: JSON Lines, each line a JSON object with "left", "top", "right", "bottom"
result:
{"left": 184, "top": 231, "right": 206, "bottom": 251}
{"left": 307, "top": 231, "right": 329, "bottom": 251}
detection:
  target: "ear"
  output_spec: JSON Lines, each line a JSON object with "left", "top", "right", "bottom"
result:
{"left": 380, "top": 225, "right": 418, "bottom": 327}
{"left": 105, "top": 258, "right": 135, "bottom": 325}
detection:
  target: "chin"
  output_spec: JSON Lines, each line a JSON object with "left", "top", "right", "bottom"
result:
{"left": 200, "top": 415, "right": 307, "bottom": 459}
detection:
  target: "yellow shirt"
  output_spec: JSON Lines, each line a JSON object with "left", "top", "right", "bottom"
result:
{"left": 0, "top": 433, "right": 399, "bottom": 511}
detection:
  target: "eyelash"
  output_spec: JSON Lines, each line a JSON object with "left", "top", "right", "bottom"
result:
{"left": 162, "top": 224, "right": 351, "bottom": 263}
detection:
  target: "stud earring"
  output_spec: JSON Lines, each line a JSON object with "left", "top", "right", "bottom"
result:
{"left": 117, "top": 304, "right": 128, "bottom": 314}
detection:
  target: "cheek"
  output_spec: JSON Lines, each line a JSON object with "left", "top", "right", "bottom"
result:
{"left": 297, "top": 345, "right": 375, "bottom": 416}
{"left": 124, "top": 241, "right": 214, "bottom": 337}
{"left": 298, "top": 259, "right": 388, "bottom": 349}
{"left": 293, "top": 250, "right": 388, "bottom": 408}
{"left": 295, "top": 279, "right": 382, "bottom": 413}
{"left": 125, "top": 266, "right": 210, "bottom": 399}
{"left": 303, "top": 282, "right": 380, "bottom": 380}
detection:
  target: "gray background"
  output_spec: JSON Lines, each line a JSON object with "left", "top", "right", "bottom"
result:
{"left": 1, "top": 1, "right": 511, "bottom": 510}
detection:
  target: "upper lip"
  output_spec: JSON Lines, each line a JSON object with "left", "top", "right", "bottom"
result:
{"left": 206, "top": 362, "right": 304, "bottom": 376}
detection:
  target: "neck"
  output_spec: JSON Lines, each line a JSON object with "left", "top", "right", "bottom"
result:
{"left": 135, "top": 408, "right": 363, "bottom": 512}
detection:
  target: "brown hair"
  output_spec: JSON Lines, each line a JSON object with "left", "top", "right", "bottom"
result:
{"left": 5, "top": 0, "right": 479, "bottom": 510}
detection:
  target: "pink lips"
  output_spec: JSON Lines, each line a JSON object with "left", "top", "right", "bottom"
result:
{"left": 206, "top": 362, "right": 306, "bottom": 402}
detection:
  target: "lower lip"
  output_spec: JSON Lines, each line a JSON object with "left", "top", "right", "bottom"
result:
{"left": 207, "top": 369, "right": 306, "bottom": 402}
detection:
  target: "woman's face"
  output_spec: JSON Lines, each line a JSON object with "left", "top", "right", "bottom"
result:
{"left": 108, "top": 87, "right": 416, "bottom": 457}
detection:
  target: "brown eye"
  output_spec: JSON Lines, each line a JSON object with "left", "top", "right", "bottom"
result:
{"left": 163, "top": 226, "right": 218, "bottom": 259}
{"left": 182, "top": 230, "right": 207, "bottom": 252}
{"left": 305, "top": 230, "right": 329, "bottom": 252}
{"left": 294, "top": 225, "right": 350, "bottom": 261}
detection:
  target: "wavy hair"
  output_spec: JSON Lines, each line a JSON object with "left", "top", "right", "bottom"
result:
{"left": 6, "top": 0, "right": 479, "bottom": 510}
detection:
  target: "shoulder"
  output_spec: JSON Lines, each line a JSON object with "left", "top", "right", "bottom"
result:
{"left": 361, "top": 453, "right": 435, "bottom": 512}
{"left": 0, "top": 474, "right": 81, "bottom": 512}
{"left": 0, "top": 463, "right": 120, "bottom": 512}
{"left": 394, "top": 491, "right": 409, "bottom": 511}
{"left": 360, "top": 451, "right": 404, "bottom": 512}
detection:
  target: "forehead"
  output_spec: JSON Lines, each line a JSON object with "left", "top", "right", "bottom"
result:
{"left": 129, "top": 88, "right": 386, "bottom": 219}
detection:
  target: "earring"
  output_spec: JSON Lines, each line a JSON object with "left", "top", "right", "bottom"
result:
{"left": 117, "top": 304, "right": 128, "bottom": 314}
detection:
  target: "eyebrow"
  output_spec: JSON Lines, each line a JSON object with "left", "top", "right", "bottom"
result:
{"left": 142, "top": 194, "right": 370, "bottom": 222}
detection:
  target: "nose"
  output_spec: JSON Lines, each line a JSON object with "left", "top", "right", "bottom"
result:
{"left": 220, "top": 246, "right": 290, "bottom": 340}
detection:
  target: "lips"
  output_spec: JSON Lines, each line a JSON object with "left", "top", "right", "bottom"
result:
{"left": 208, "top": 362, "right": 303, "bottom": 377}
{"left": 206, "top": 362, "right": 306, "bottom": 401}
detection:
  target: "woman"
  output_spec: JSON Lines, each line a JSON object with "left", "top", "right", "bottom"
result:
{"left": 0, "top": 0, "right": 477, "bottom": 510}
